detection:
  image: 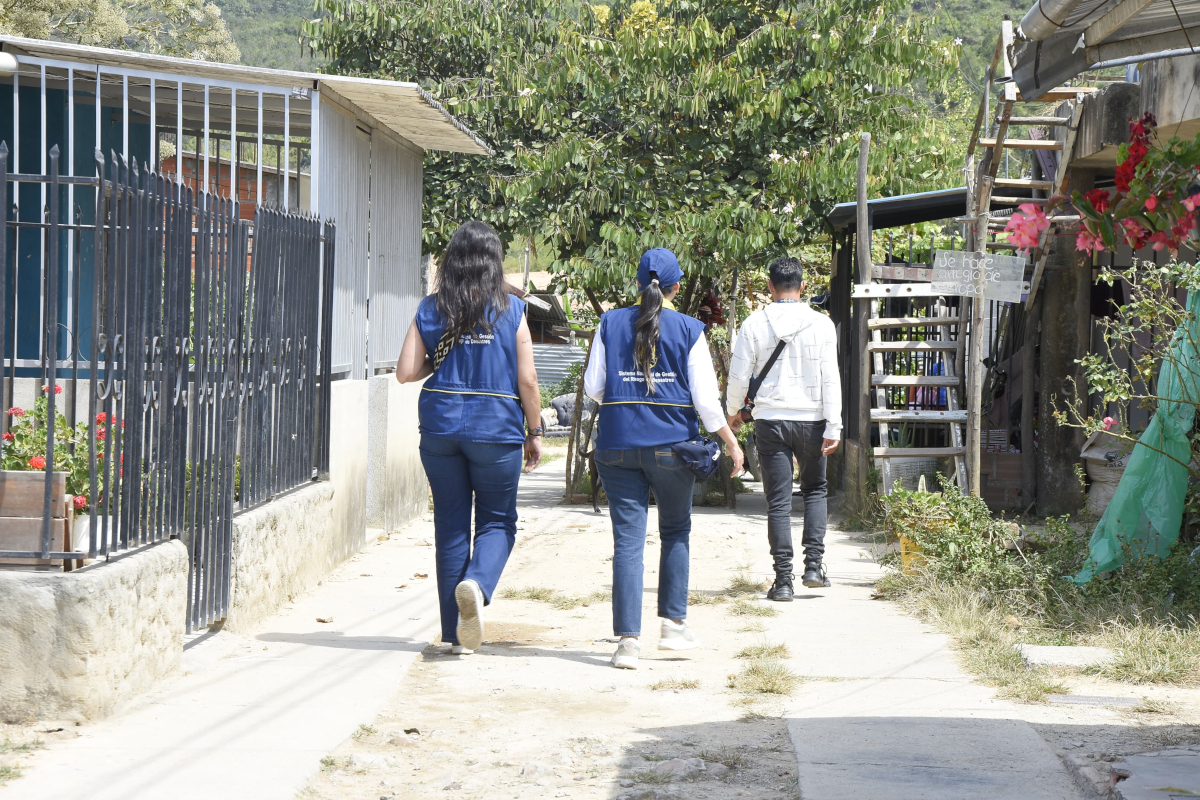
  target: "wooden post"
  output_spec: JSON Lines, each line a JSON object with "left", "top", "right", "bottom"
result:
{"left": 854, "top": 133, "right": 872, "bottom": 507}
{"left": 967, "top": 212, "right": 990, "bottom": 496}
{"left": 1020, "top": 292, "right": 1041, "bottom": 510}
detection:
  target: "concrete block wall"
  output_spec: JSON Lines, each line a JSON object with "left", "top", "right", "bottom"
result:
{"left": 0, "top": 375, "right": 429, "bottom": 720}
{"left": 0, "top": 540, "right": 187, "bottom": 722}
{"left": 366, "top": 376, "right": 429, "bottom": 533}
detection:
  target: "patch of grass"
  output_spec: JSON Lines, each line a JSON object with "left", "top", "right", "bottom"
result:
{"left": 630, "top": 769, "right": 674, "bottom": 784}
{"left": 736, "top": 642, "right": 789, "bottom": 660}
{"left": 1129, "top": 696, "right": 1177, "bottom": 714}
{"left": 500, "top": 586, "right": 611, "bottom": 610}
{"left": 500, "top": 586, "right": 558, "bottom": 602}
{"left": 1086, "top": 625, "right": 1200, "bottom": 686}
{"left": 0, "top": 765, "right": 21, "bottom": 784}
{"left": 688, "top": 590, "right": 727, "bottom": 606}
{"left": 0, "top": 738, "right": 43, "bottom": 754}
{"left": 728, "top": 598, "right": 778, "bottom": 618}
{"left": 319, "top": 755, "right": 341, "bottom": 773}
{"left": 639, "top": 753, "right": 668, "bottom": 762}
{"left": 738, "top": 621, "right": 766, "bottom": 633}
{"left": 352, "top": 724, "right": 376, "bottom": 740}
{"left": 698, "top": 747, "right": 745, "bottom": 769}
{"left": 725, "top": 570, "right": 767, "bottom": 596}
{"left": 728, "top": 659, "right": 802, "bottom": 695}
{"left": 650, "top": 677, "right": 700, "bottom": 691}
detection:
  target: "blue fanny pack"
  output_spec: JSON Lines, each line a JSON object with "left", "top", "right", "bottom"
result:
{"left": 671, "top": 437, "right": 722, "bottom": 480}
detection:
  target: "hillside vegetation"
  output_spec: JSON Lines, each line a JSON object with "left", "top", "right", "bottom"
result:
{"left": 215, "top": 0, "right": 323, "bottom": 72}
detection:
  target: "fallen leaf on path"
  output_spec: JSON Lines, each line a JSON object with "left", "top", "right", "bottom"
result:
{"left": 404, "top": 728, "right": 420, "bottom": 735}
{"left": 413, "top": 572, "right": 428, "bottom": 578}
{"left": 316, "top": 616, "right": 333, "bottom": 623}
{"left": 396, "top": 584, "right": 408, "bottom": 589}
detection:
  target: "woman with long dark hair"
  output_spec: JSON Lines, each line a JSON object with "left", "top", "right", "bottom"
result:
{"left": 396, "top": 221, "right": 542, "bottom": 654}
{"left": 584, "top": 248, "right": 744, "bottom": 669}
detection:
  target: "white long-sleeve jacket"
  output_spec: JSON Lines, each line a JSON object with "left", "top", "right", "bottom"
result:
{"left": 724, "top": 301, "right": 843, "bottom": 441}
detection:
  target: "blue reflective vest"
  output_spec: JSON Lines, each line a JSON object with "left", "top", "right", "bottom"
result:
{"left": 596, "top": 305, "right": 705, "bottom": 450}
{"left": 415, "top": 294, "right": 526, "bottom": 445}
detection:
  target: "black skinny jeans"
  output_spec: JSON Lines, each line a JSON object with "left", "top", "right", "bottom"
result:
{"left": 754, "top": 420, "right": 828, "bottom": 575}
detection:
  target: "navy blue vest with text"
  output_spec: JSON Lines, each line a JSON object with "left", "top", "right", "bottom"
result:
{"left": 597, "top": 306, "right": 705, "bottom": 450}
{"left": 415, "top": 294, "right": 526, "bottom": 445}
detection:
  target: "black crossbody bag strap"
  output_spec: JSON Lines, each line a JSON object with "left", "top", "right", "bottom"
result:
{"left": 745, "top": 338, "right": 789, "bottom": 405}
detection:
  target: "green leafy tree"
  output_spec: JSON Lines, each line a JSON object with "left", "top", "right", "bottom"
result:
{"left": 305, "top": 0, "right": 968, "bottom": 307}
{"left": 1, "top": 0, "right": 241, "bottom": 62}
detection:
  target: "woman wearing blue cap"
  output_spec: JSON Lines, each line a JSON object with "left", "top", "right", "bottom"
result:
{"left": 395, "top": 221, "right": 543, "bottom": 655}
{"left": 584, "top": 248, "right": 744, "bottom": 669}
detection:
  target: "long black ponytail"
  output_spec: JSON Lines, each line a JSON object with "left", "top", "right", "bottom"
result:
{"left": 634, "top": 276, "right": 664, "bottom": 394}
{"left": 435, "top": 221, "right": 508, "bottom": 343}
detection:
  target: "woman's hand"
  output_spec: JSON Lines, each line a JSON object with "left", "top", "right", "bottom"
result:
{"left": 726, "top": 439, "right": 745, "bottom": 477}
{"left": 523, "top": 434, "right": 543, "bottom": 472}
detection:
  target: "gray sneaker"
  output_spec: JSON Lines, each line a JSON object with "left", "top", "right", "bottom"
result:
{"left": 455, "top": 579, "right": 485, "bottom": 650}
{"left": 612, "top": 637, "right": 640, "bottom": 669}
{"left": 658, "top": 619, "right": 699, "bottom": 651}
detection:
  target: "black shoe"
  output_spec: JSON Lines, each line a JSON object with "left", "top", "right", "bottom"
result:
{"left": 767, "top": 574, "right": 794, "bottom": 602}
{"left": 801, "top": 563, "right": 831, "bottom": 588}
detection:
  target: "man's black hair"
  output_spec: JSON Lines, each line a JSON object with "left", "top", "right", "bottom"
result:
{"left": 768, "top": 257, "right": 804, "bottom": 290}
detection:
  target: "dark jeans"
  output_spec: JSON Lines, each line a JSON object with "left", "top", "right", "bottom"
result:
{"left": 595, "top": 446, "right": 696, "bottom": 637}
{"left": 755, "top": 420, "right": 828, "bottom": 574}
{"left": 419, "top": 436, "right": 523, "bottom": 645}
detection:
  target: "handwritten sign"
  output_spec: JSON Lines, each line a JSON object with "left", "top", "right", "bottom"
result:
{"left": 931, "top": 250, "right": 1028, "bottom": 302}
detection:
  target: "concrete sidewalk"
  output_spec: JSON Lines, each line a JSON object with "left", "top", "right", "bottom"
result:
{"left": 1, "top": 522, "right": 442, "bottom": 800}
{"left": 747, "top": 488, "right": 1084, "bottom": 800}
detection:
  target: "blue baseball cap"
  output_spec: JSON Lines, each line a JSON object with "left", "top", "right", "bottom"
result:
{"left": 637, "top": 248, "right": 683, "bottom": 290}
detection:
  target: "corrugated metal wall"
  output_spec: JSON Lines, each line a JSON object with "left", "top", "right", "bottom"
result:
{"left": 533, "top": 343, "right": 587, "bottom": 387}
{"left": 369, "top": 131, "right": 423, "bottom": 372}
{"left": 320, "top": 102, "right": 371, "bottom": 376}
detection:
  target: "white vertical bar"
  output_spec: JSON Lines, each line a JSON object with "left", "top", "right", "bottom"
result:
{"left": 256, "top": 90, "right": 263, "bottom": 207}
{"left": 10, "top": 70, "right": 16, "bottom": 365}
{"left": 175, "top": 80, "right": 182, "bottom": 192}
{"left": 94, "top": 69, "right": 100, "bottom": 167}
{"left": 203, "top": 83, "right": 210, "bottom": 195}
{"left": 40, "top": 65, "right": 46, "bottom": 364}
{"left": 149, "top": 77, "right": 156, "bottom": 171}
{"left": 230, "top": 89, "right": 236, "bottom": 201}
{"left": 310, "top": 89, "right": 320, "bottom": 217}
{"left": 283, "top": 94, "right": 290, "bottom": 211}
{"left": 67, "top": 68, "right": 74, "bottom": 361}
{"left": 121, "top": 74, "right": 128, "bottom": 162}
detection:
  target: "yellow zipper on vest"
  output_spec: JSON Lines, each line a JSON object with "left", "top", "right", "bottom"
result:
{"left": 600, "top": 400, "right": 695, "bottom": 408}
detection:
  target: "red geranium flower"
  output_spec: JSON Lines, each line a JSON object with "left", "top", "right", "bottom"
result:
{"left": 95, "top": 412, "right": 107, "bottom": 425}
{"left": 96, "top": 429, "right": 106, "bottom": 441}
{"left": 73, "top": 495, "right": 87, "bottom": 510}
{"left": 41, "top": 384, "right": 63, "bottom": 395}
{"left": 7, "top": 407, "right": 24, "bottom": 417}
{"left": 29, "top": 455, "right": 46, "bottom": 469}
{"left": 1, "top": 432, "right": 12, "bottom": 442}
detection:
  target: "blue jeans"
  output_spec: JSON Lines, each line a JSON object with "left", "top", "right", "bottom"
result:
{"left": 595, "top": 446, "right": 696, "bottom": 637}
{"left": 419, "top": 436, "right": 523, "bottom": 645}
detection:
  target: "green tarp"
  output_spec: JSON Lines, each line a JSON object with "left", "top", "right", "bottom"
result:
{"left": 1072, "top": 290, "right": 1200, "bottom": 583}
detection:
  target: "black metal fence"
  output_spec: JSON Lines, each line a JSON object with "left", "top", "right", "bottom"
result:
{"left": 0, "top": 144, "right": 336, "bottom": 633}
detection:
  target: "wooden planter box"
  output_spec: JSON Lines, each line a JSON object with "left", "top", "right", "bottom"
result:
{"left": 0, "top": 470, "right": 72, "bottom": 567}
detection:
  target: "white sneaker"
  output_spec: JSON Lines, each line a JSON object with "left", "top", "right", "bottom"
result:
{"left": 658, "top": 619, "right": 699, "bottom": 651}
{"left": 612, "top": 637, "right": 640, "bottom": 669}
{"left": 451, "top": 645, "right": 473, "bottom": 655}
{"left": 455, "top": 579, "right": 485, "bottom": 651}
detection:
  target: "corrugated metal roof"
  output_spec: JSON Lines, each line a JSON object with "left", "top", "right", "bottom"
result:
{"left": 533, "top": 344, "right": 586, "bottom": 386}
{"left": 0, "top": 35, "right": 491, "bottom": 156}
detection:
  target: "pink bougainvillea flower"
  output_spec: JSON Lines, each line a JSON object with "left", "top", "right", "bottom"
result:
{"left": 1102, "top": 416, "right": 1116, "bottom": 431}
{"left": 1144, "top": 195, "right": 1158, "bottom": 212}
{"left": 1076, "top": 229, "right": 1105, "bottom": 253}
{"left": 1185, "top": 194, "right": 1200, "bottom": 213}
{"left": 1149, "top": 230, "right": 1172, "bottom": 251}
{"left": 29, "top": 455, "right": 46, "bottom": 469}
{"left": 1, "top": 432, "right": 12, "bottom": 442}
{"left": 1121, "top": 218, "right": 1148, "bottom": 249}
{"left": 7, "top": 407, "right": 24, "bottom": 417}
{"left": 73, "top": 495, "right": 87, "bottom": 510}
{"left": 1004, "top": 204, "right": 1050, "bottom": 252}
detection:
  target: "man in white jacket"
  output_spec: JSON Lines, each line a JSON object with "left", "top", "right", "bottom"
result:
{"left": 726, "top": 257, "right": 842, "bottom": 600}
